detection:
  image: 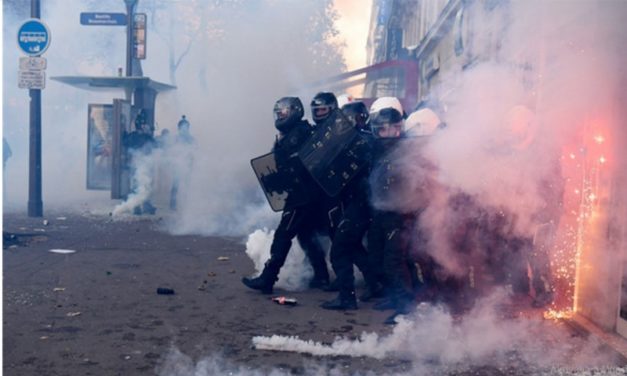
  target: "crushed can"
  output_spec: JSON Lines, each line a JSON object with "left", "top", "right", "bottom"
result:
{"left": 271, "top": 296, "right": 297, "bottom": 306}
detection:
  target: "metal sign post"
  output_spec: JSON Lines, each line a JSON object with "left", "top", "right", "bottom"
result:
{"left": 17, "top": 5, "right": 50, "bottom": 217}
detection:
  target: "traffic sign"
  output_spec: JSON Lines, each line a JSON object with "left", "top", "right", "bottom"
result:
{"left": 80, "top": 12, "right": 127, "bottom": 26}
{"left": 17, "top": 19, "right": 51, "bottom": 56}
{"left": 18, "top": 70, "right": 46, "bottom": 89}
{"left": 19, "top": 56, "right": 47, "bottom": 70}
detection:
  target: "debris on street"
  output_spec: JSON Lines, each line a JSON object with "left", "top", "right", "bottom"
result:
{"left": 49, "top": 249, "right": 76, "bottom": 254}
{"left": 271, "top": 296, "right": 297, "bottom": 306}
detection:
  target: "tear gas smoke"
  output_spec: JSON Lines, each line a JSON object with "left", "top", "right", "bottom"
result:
{"left": 244, "top": 228, "right": 314, "bottom": 291}
{"left": 159, "top": 344, "right": 626, "bottom": 375}
{"left": 157, "top": 347, "right": 383, "bottom": 376}
{"left": 3, "top": 0, "right": 345, "bottom": 234}
{"left": 112, "top": 149, "right": 158, "bottom": 216}
{"left": 136, "top": 0, "right": 346, "bottom": 236}
{"left": 3, "top": 0, "right": 130, "bottom": 214}
{"left": 252, "top": 290, "right": 621, "bottom": 373}
{"left": 368, "top": 1, "right": 627, "bottom": 297}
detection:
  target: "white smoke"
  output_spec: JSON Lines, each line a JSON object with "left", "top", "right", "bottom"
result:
{"left": 377, "top": 0, "right": 627, "bottom": 283}
{"left": 252, "top": 290, "right": 621, "bottom": 373}
{"left": 3, "top": 0, "right": 127, "bottom": 214}
{"left": 138, "top": 0, "right": 346, "bottom": 236}
{"left": 3, "top": 0, "right": 345, "bottom": 234}
{"left": 112, "top": 149, "right": 158, "bottom": 216}
{"left": 158, "top": 343, "right": 626, "bottom": 376}
{"left": 244, "top": 228, "right": 316, "bottom": 291}
{"left": 156, "top": 347, "right": 385, "bottom": 376}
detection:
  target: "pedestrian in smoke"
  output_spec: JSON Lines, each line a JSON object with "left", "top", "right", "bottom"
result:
{"left": 169, "top": 115, "right": 195, "bottom": 210}
{"left": 241, "top": 96, "right": 330, "bottom": 294}
{"left": 156, "top": 128, "right": 172, "bottom": 149}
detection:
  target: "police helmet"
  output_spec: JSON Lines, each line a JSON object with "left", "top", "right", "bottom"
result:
{"left": 310, "top": 92, "right": 338, "bottom": 124}
{"left": 369, "top": 97, "right": 404, "bottom": 139}
{"left": 273, "top": 97, "right": 304, "bottom": 133}
{"left": 341, "top": 101, "right": 370, "bottom": 132}
{"left": 404, "top": 108, "right": 442, "bottom": 137}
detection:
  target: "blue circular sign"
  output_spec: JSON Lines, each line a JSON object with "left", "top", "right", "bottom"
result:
{"left": 17, "top": 19, "right": 51, "bottom": 56}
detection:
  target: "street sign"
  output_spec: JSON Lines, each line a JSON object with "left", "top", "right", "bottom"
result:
{"left": 80, "top": 12, "right": 127, "bottom": 26}
{"left": 18, "top": 70, "right": 46, "bottom": 89}
{"left": 17, "top": 19, "right": 51, "bottom": 56}
{"left": 19, "top": 56, "right": 47, "bottom": 70}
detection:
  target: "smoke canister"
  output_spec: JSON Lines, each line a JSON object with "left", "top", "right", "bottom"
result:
{"left": 271, "top": 296, "right": 297, "bottom": 305}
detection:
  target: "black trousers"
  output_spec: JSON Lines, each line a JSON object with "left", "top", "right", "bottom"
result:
{"left": 368, "top": 211, "right": 413, "bottom": 303}
{"left": 297, "top": 223, "right": 329, "bottom": 282}
{"left": 329, "top": 200, "right": 374, "bottom": 299}
{"left": 261, "top": 197, "right": 330, "bottom": 284}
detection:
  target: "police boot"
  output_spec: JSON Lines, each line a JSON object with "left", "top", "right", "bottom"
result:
{"left": 383, "top": 299, "right": 413, "bottom": 325}
{"left": 320, "top": 293, "right": 357, "bottom": 310}
{"left": 241, "top": 276, "right": 274, "bottom": 294}
{"left": 373, "top": 298, "right": 396, "bottom": 311}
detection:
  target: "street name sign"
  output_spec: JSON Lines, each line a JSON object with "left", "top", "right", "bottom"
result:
{"left": 80, "top": 12, "right": 127, "bottom": 26}
{"left": 18, "top": 70, "right": 46, "bottom": 90}
{"left": 17, "top": 19, "right": 51, "bottom": 56}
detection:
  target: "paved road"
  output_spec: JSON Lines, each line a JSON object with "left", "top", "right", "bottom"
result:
{"left": 3, "top": 212, "right": 626, "bottom": 375}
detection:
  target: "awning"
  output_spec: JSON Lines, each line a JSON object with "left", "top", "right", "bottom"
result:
{"left": 50, "top": 76, "right": 176, "bottom": 92}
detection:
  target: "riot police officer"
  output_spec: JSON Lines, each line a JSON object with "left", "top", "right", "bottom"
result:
{"left": 320, "top": 100, "right": 383, "bottom": 310}
{"left": 242, "top": 97, "right": 329, "bottom": 293}
{"left": 366, "top": 97, "right": 418, "bottom": 323}
{"left": 123, "top": 110, "right": 157, "bottom": 215}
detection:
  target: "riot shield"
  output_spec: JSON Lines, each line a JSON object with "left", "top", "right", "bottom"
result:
{"left": 298, "top": 113, "right": 371, "bottom": 197}
{"left": 251, "top": 152, "right": 311, "bottom": 212}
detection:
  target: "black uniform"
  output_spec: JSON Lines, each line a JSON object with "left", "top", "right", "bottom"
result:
{"left": 367, "top": 138, "right": 416, "bottom": 314}
{"left": 243, "top": 120, "right": 329, "bottom": 293}
{"left": 321, "top": 145, "right": 380, "bottom": 309}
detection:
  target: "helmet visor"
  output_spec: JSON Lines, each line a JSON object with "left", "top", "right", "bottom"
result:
{"left": 370, "top": 108, "right": 404, "bottom": 138}
{"left": 273, "top": 106, "right": 290, "bottom": 121}
{"left": 312, "top": 105, "right": 331, "bottom": 122}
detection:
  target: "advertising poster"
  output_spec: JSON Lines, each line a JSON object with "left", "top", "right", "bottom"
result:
{"left": 86, "top": 104, "right": 113, "bottom": 190}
